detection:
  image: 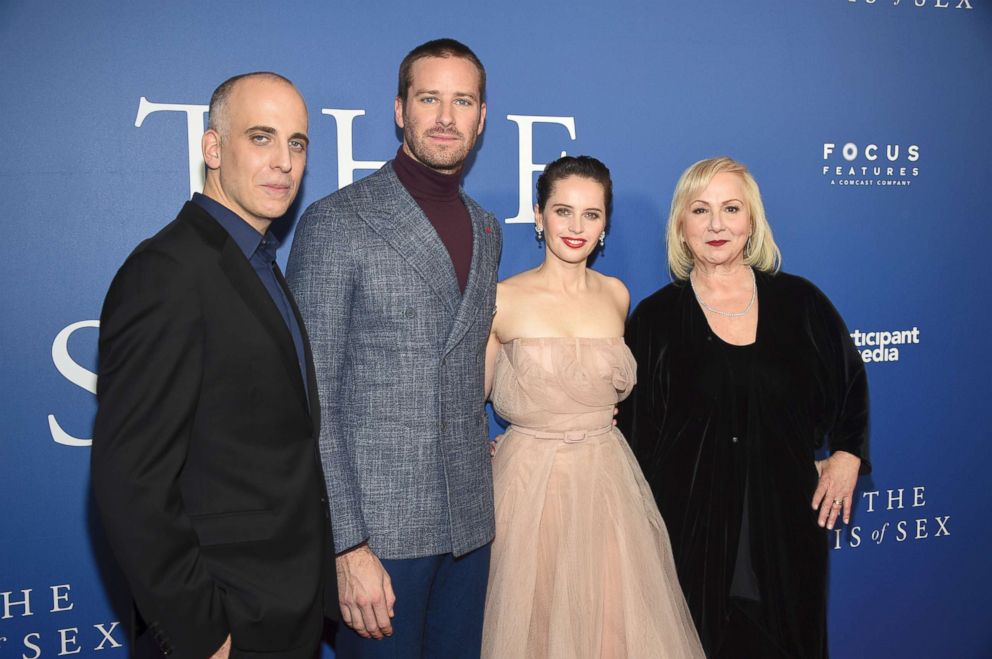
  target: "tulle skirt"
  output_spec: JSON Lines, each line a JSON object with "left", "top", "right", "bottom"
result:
{"left": 482, "top": 427, "right": 704, "bottom": 659}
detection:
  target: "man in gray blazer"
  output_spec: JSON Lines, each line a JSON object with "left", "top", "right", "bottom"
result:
{"left": 287, "top": 39, "right": 500, "bottom": 658}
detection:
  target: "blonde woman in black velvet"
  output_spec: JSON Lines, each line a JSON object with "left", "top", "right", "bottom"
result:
{"left": 618, "top": 156, "right": 870, "bottom": 658}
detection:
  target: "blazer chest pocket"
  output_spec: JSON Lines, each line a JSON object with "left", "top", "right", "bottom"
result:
{"left": 189, "top": 509, "right": 275, "bottom": 546}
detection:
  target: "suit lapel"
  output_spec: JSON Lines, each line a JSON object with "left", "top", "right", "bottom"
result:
{"left": 275, "top": 265, "right": 319, "bottom": 425}
{"left": 355, "top": 165, "right": 461, "bottom": 315}
{"left": 217, "top": 242, "right": 310, "bottom": 414}
{"left": 181, "top": 205, "right": 310, "bottom": 416}
{"left": 443, "top": 196, "right": 499, "bottom": 355}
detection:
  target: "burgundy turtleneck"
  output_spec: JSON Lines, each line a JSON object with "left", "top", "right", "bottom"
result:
{"left": 393, "top": 146, "right": 473, "bottom": 293}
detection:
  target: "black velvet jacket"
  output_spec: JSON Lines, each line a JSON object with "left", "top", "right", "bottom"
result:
{"left": 618, "top": 271, "right": 870, "bottom": 658}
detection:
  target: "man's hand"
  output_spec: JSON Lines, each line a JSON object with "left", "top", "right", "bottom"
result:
{"left": 209, "top": 635, "right": 231, "bottom": 659}
{"left": 336, "top": 544, "right": 396, "bottom": 639}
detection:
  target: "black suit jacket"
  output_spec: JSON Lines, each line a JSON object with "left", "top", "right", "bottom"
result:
{"left": 92, "top": 202, "right": 336, "bottom": 658}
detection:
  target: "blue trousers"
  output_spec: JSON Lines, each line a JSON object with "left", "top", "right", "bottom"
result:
{"left": 334, "top": 543, "right": 491, "bottom": 659}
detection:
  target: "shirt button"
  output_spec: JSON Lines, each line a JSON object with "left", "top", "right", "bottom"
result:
{"left": 731, "top": 436, "right": 739, "bottom": 444}
{"left": 441, "top": 422, "right": 448, "bottom": 432}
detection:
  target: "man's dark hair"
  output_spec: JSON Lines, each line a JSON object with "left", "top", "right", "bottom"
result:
{"left": 207, "top": 71, "right": 296, "bottom": 133}
{"left": 536, "top": 155, "right": 614, "bottom": 219}
{"left": 397, "top": 38, "right": 486, "bottom": 102}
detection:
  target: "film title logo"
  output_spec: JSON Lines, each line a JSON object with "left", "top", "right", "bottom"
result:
{"left": 135, "top": 98, "right": 576, "bottom": 224}
{"left": 847, "top": 0, "right": 973, "bottom": 9}
{"left": 0, "top": 584, "right": 123, "bottom": 656}
{"left": 832, "top": 484, "right": 950, "bottom": 550}
{"left": 822, "top": 143, "right": 920, "bottom": 187}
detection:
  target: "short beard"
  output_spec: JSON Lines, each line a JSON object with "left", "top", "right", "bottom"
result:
{"left": 403, "top": 126, "right": 473, "bottom": 174}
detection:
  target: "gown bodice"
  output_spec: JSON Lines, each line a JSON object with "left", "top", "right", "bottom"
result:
{"left": 491, "top": 337, "right": 636, "bottom": 434}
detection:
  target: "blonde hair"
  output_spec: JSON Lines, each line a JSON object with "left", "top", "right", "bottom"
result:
{"left": 665, "top": 156, "right": 782, "bottom": 281}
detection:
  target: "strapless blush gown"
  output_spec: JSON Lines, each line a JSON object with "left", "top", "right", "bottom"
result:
{"left": 481, "top": 337, "right": 704, "bottom": 659}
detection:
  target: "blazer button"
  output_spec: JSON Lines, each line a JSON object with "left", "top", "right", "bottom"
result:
{"left": 405, "top": 307, "right": 415, "bottom": 318}
{"left": 731, "top": 436, "right": 739, "bottom": 444}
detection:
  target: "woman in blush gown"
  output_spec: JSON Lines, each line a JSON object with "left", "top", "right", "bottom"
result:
{"left": 480, "top": 156, "right": 703, "bottom": 659}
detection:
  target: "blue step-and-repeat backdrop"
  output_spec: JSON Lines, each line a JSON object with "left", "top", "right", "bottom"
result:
{"left": 2, "top": 1, "right": 990, "bottom": 657}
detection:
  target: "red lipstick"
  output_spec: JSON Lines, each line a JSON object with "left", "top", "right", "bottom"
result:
{"left": 561, "top": 237, "right": 587, "bottom": 249}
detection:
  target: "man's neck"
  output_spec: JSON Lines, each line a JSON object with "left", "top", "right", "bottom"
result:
{"left": 200, "top": 181, "right": 269, "bottom": 234}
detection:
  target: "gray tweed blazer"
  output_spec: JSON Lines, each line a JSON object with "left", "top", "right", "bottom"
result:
{"left": 287, "top": 163, "right": 501, "bottom": 559}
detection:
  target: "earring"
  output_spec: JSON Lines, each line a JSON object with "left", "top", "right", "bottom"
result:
{"left": 535, "top": 225, "right": 544, "bottom": 246}
{"left": 599, "top": 231, "right": 606, "bottom": 247}
{"left": 745, "top": 235, "right": 753, "bottom": 257}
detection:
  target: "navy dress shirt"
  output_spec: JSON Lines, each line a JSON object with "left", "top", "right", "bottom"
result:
{"left": 191, "top": 193, "right": 309, "bottom": 399}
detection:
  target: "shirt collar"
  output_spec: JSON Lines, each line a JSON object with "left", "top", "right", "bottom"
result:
{"left": 192, "top": 192, "right": 277, "bottom": 262}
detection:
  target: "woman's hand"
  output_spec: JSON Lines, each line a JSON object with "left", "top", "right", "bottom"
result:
{"left": 812, "top": 451, "right": 861, "bottom": 530}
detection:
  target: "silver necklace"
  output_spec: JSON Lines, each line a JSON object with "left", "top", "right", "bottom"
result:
{"left": 689, "top": 267, "right": 756, "bottom": 318}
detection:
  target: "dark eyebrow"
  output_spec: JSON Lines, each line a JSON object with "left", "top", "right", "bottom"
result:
{"left": 245, "top": 125, "right": 309, "bottom": 146}
{"left": 551, "top": 203, "right": 603, "bottom": 213}
{"left": 245, "top": 125, "right": 277, "bottom": 136}
{"left": 414, "top": 88, "right": 479, "bottom": 102}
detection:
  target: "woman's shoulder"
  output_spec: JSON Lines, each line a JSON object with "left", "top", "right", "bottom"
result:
{"left": 630, "top": 280, "right": 686, "bottom": 314}
{"left": 760, "top": 270, "right": 832, "bottom": 306}
{"left": 496, "top": 269, "right": 537, "bottom": 300}
{"left": 624, "top": 281, "right": 688, "bottom": 338}
{"left": 497, "top": 267, "right": 540, "bottom": 289}
{"left": 589, "top": 270, "right": 629, "bottom": 302}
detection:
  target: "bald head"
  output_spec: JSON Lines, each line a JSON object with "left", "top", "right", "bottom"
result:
{"left": 207, "top": 71, "right": 299, "bottom": 138}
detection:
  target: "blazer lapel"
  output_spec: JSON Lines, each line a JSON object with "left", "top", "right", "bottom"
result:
{"left": 443, "top": 196, "right": 499, "bottom": 355}
{"left": 217, "top": 231, "right": 310, "bottom": 415}
{"left": 355, "top": 164, "right": 461, "bottom": 315}
{"left": 181, "top": 204, "right": 309, "bottom": 414}
{"left": 275, "top": 265, "right": 320, "bottom": 426}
